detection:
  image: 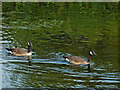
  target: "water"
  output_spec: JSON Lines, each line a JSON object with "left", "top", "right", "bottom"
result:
{"left": 2, "top": 2, "right": 119, "bottom": 89}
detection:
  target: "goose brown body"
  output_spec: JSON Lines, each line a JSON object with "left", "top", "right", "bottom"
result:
{"left": 6, "top": 41, "right": 33, "bottom": 56}
{"left": 63, "top": 50, "right": 96, "bottom": 65}
{"left": 6, "top": 48, "right": 31, "bottom": 56}
{"left": 63, "top": 55, "right": 89, "bottom": 64}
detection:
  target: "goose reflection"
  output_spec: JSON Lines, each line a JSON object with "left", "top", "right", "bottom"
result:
{"left": 88, "top": 64, "right": 91, "bottom": 72}
{"left": 27, "top": 56, "right": 32, "bottom": 66}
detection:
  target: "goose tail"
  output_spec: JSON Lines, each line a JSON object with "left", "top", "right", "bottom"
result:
{"left": 63, "top": 55, "right": 69, "bottom": 58}
{"left": 6, "top": 48, "right": 13, "bottom": 51}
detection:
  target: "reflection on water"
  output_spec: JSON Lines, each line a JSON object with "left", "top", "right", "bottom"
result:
{"left": 2, "top": 2, "right": 119, "bottom": 89}
{"left": 2, "top": 45, "right": 119, "bottom": 88}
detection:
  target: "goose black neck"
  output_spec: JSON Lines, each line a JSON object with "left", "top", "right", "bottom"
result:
{"left": 28, "top": 46, "right": 31, "bottom": 53}
{"left": 87, "top": 54, "right": 91, "bottom": 63}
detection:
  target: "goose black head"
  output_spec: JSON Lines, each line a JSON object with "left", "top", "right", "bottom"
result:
{"left": 28, "top": 41, "right": 33, "bottom": 47}
{"left": 89, "top": 50, "right": 96, "bottom": 56}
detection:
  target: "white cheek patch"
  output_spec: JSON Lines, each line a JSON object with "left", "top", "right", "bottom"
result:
{"left": 66, "top": 58, "right": 70, "bottom": 62}
{"left": 28, "top": 42, "right": 30, "bottom": 46}
{"left": 90, "top": 51, "right": 93, "bottom": 55}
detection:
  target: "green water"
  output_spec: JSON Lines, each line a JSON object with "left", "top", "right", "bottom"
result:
{"left": 2, "top": 2, "right": 119, "bottom": 88}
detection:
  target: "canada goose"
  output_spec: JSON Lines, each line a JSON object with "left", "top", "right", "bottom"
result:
{"left": 63, "top": 50, "right": 96, "bottom": 65}
{"left": 6, "top": 41, "right": 33, "bottom": 56}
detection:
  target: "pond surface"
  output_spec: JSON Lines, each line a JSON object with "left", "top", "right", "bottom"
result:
{"left": 2, "top": 2, "right": 119, "bottom": 89}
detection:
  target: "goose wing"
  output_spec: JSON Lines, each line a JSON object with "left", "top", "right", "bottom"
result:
{"left": 63, "top": 55, "right": 85, "bottom": 63}
{"left": 13, "top": 48, "right": 27, "bottom": 54}
{"left": 6, "top": 48, "right": 27, "bottom": 54}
